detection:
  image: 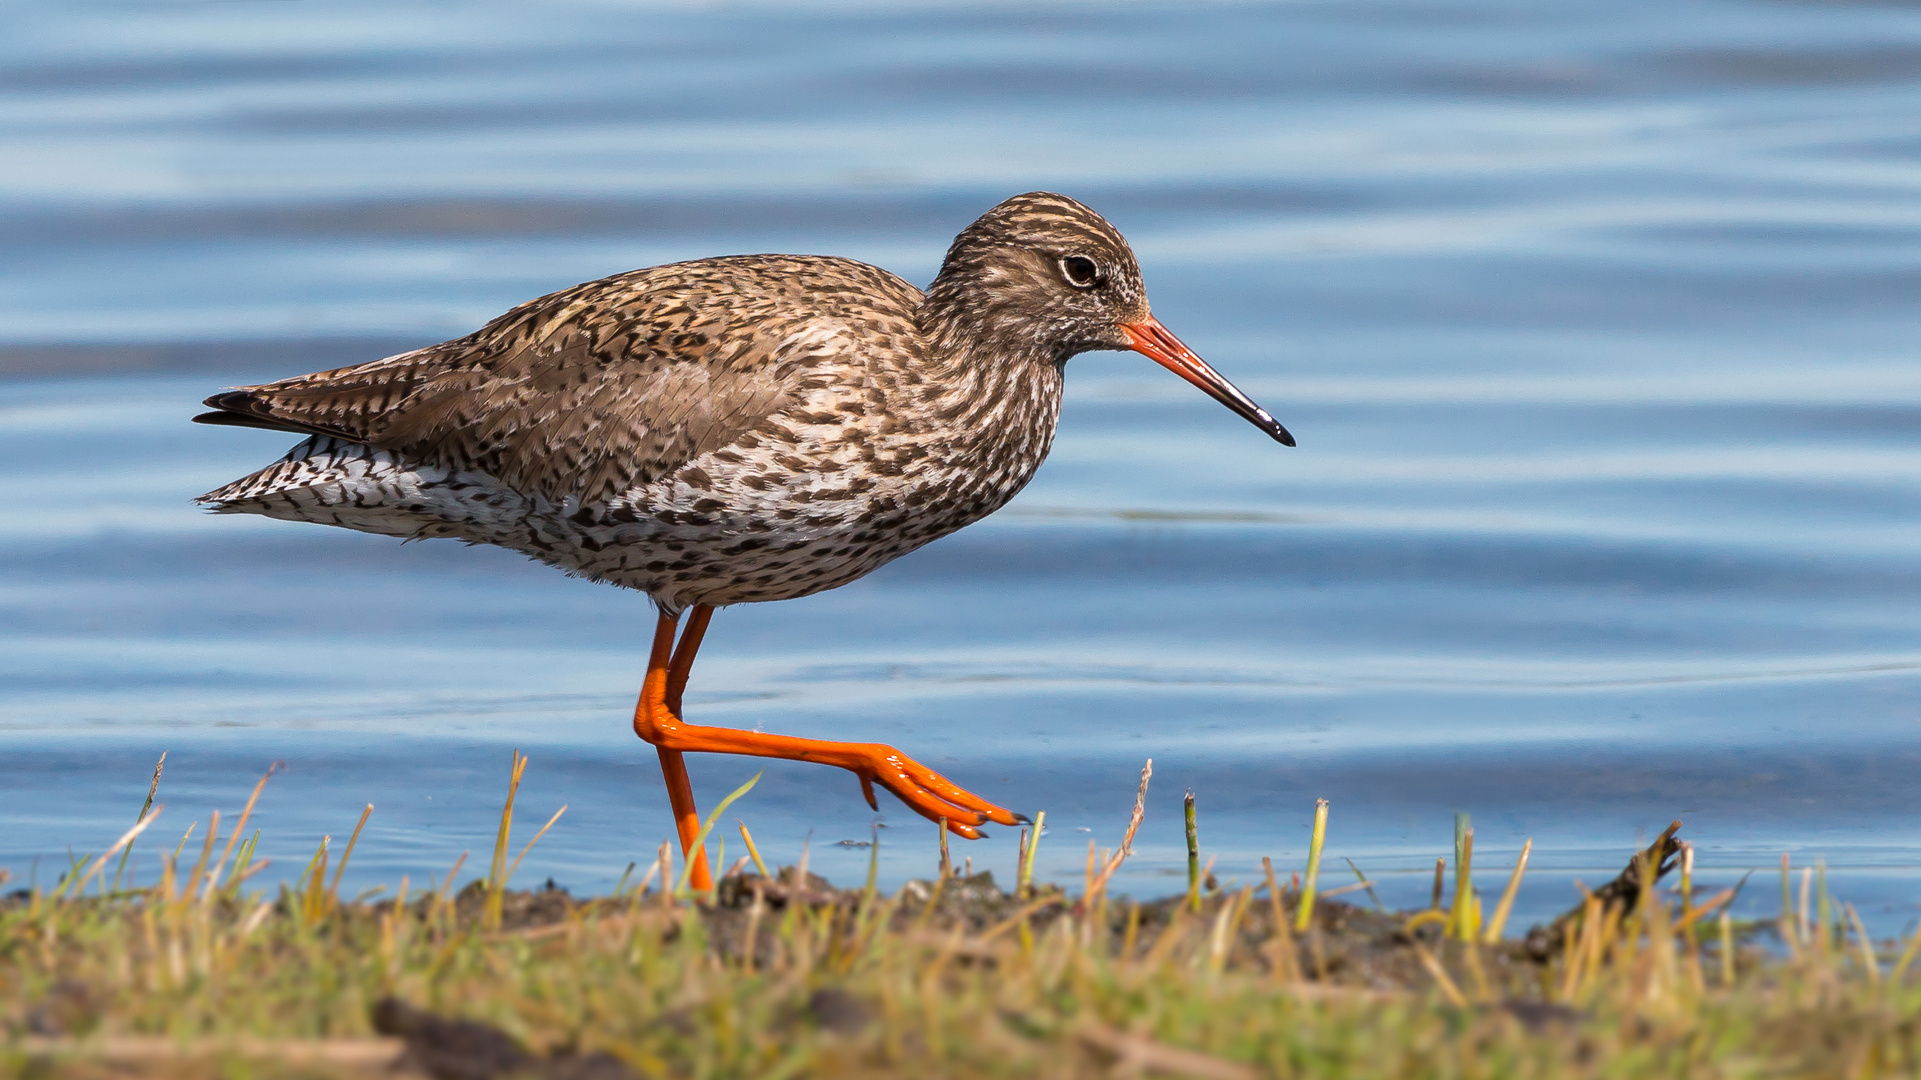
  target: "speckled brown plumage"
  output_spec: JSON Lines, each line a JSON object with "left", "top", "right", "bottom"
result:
{"left": 194, "top": 191, "right": 1291, "bottom": 871}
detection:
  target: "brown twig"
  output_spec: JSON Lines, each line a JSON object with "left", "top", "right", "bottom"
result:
{"left": 1524, "top": 821, "right": 1684, "bottom": 961}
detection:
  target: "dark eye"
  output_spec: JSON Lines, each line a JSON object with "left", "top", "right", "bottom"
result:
{"left": 1059, "top": 255, "right": 1100, "bottom": 289}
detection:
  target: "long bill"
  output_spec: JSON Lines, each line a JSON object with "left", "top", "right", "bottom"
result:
{"left": 1120, "top": 315, "right": 1295, "bottom": 447}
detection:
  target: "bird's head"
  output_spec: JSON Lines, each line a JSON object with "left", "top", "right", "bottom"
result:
{"left": 928, "top": 191, "right": 1294, "bottom": 446}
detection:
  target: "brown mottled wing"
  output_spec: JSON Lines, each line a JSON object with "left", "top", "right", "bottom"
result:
{"left": 196, "top": 257, "right": 890, "bottom": 502}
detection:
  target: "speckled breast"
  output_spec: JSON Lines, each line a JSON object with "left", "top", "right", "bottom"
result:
{"left": 554, "top": 362, "right": 1067, "bottom": 611}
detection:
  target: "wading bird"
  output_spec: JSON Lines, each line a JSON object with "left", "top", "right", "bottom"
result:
{"left": 195, "top": 192, "right": 1293, "bottom": 888}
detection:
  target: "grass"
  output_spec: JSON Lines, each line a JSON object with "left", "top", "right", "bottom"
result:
{"left": 4, "top": 755, "right": 1921, "bottom": 1079}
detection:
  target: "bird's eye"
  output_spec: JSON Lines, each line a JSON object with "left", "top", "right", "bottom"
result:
{"left": 1059, "top": 255, "right": 1100, "bottom": 289}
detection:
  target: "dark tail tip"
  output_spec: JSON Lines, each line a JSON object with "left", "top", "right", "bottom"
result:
{"left": 192, "top": 410, "right": 293, "bottom": 432}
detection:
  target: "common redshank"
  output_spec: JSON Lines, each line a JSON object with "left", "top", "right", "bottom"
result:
{"left": 195, "top": 192, "right": 1293, "bottom": 888}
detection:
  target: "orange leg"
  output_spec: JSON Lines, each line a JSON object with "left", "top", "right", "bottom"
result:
{"left": 649, "top": 608, "right": 714, "bottom": 891}
{"left": 632, "top": 607, "right": 1024, "bottom": 866}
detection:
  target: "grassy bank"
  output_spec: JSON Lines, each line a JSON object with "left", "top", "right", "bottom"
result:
{"left": 4, "top": 756, "right": 1918, "bottom": 1078}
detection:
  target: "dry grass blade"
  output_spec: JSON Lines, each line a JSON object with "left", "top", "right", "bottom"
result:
{"left": 1017, "top": 810, "right": 1046, "bottom": 897}
{"left": 1891, "top": 919, "right": 1921, "bottom": 985}
{"left": 1075, "top": 1019, "right": 1256, "bottom": 1080}
{"left": 1262, "top": 856, "right": 1299, "bottom": 984}
{"left": 1119, "top": 758, "right": 1151, "bottom": 857}
{"left": 436, "top": 851, "right": 468, "bottom": 905}
{"left": 1207, "top": 886, "right": 1253, "bottom": 974}
{"left": 980, "top": 894, "right": 1067, "bottom": 945}
{"left": 203, "top": 763, "right": 278, "bottom": 902}
{"left": 1671, "top": 885, "right": 1737, "bottom": 932}
{"left": 186, "top": 809, "right": 220, "bottom": 905}
{"left": 240, "top": 899, "right": 274, "bottom": 937}
{"left": 1719, "top": 906, "right": 1736, "bottom": 987}
{"left": 504, "top": 804, "right": 567, "bottom": 887}
{"left": 738, "top": 820, "right": 770, "bottom": 878}
{"left": 1185, "top": 790, "right": 1201, "bottom": 911}
{"left": 112, "top": 751, "right": 166, "bottom": 890}
{"left": 69, "top": 805, "right": 164, "bottom": 897}
{"left": 326, "top": 803, "right": 374, "bottom": 909}
{"left": 299, "top": 834, "right": 331, "bottom": 925}
{"left": 1412, "top": 943, "right": 1468, "bottom": 1008}
{"left": 1846, "top": 903, "right": 1880, "bottom": 986}
{"left": 15, "top": 1036, "right": 404, "bottom": 1066}
{"left": 1483, "top": 839, "right": 1531, "bottom": 943}
{"left": 1342, "top": 856, "right": 1386, "bottom": 912}
{"left": 1678, "top": 841, "right": 1695, "bottom": 927}
{"left": 630, "top": 856, "right": 661, "bottom": 899}
{"left": 1088, "top": 758, "right": 1152, "bottom": 898}
{"left": 485, "top": 751, "right": 531, "bottom": 930}
{"left": 1790, "top": 860, "right": 1805, "bottom": 945}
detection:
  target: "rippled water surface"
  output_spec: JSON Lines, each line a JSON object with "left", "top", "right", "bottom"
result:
{"left": 5, "top": 0, "right": 1921, "bottom": 930}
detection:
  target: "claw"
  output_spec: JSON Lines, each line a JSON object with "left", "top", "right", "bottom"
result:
{"left": 858, "top": 773, "right": 880, "bottom": 811}
{"left": 1011, "top": 811, "right": 1032, "bottom": 825}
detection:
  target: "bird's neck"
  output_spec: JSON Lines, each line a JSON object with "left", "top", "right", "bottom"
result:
{"left": 911, "top": 279, "right": 1066, "bottom": 505}
{"left": 917, "top": 271, "right": 1064, "bottom": 407}
{"left": 919, "top": 268, "right": 1065, "bottom": 374}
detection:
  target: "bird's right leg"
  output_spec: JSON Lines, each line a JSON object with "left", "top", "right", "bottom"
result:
{"left": 643, "top": 608, "right": 714, "bottom": 891}
{"left": 632, "top": 608, "right": 1023, "bottom": 840}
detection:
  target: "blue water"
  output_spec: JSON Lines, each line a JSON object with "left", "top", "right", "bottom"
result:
{"left": 5, "top": 0, "right": 1921, "bottom": 933}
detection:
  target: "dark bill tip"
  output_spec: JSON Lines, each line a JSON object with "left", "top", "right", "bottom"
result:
{"left": 1120, "top": 316, "right": 1294, "bottom": 447}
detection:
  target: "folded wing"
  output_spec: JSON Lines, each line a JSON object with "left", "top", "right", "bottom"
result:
{"left": 195, "top": 264, "right": 802, "bottom": 504}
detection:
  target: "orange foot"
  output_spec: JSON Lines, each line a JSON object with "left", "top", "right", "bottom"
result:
{"left": 647, "top": 715, "right": 1024, "bottom": 838}
{"left": 839, "top": 743, "right": 1026, "bottom": 839}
